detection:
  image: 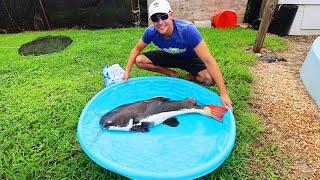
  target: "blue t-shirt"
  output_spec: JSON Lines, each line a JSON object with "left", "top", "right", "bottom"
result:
{"left": 142, "top": 19, "right": 202, "bottom": 59}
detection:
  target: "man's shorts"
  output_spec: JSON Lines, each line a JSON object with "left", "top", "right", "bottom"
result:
{"left": 143, "top": 50, "right": 206, "bottom": 75}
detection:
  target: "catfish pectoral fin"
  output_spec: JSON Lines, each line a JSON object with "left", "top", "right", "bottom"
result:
{"left": 163, "top": 118, "right": 179, "bottom": 127}
{"left": 130, "top": 126, "right": 149, "bottom": 132}
{"left": 132, "top": 118, "right": 140, "bottom": 124}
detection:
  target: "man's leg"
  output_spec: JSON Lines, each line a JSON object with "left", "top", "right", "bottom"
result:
{"left": 135, "top": 54, "right": 179, "bottom": 77}
{"left": 194, "top": 69, "right": 214, "bottom": 86}
{"left": 182, "top": 57, "right": 214, "bottom": 86}
{"left": 184, "top": 70, "right": 214, "bottom": 86}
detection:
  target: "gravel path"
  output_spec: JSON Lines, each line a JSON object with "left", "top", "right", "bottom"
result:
{"left": 250, "top": 35, "right": 320, "bottom": 179}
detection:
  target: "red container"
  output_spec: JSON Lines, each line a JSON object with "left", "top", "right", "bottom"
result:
{"left": 212, "top": 10, "right": 237, "bottom": 28}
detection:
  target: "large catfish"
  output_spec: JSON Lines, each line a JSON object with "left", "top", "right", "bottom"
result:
{"left": 100, "top": 97, "right": 227, "bottom": 132}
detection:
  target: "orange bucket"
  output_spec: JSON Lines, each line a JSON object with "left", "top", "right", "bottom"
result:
{"left": 212, "top": 10, "right": 237, "bottom": 28}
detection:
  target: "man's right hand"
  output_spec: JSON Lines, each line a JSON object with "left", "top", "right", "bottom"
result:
{"left": 123, "top": 39, "right": 147, "bottom": 82}
{"left": 122, "top": 70, "right": 130, "bottom": 82}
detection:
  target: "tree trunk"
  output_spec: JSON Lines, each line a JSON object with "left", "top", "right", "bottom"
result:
{"left": 253, "top": 0, "right": 279, "bottom": 53}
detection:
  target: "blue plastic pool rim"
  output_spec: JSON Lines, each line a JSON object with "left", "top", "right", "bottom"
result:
{"left": 77, "top": 76, "right": 236, "bottom": 179}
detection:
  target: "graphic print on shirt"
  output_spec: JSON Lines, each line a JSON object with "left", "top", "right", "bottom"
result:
{"left": 163, "top": 47, "right": 186, "bottom": 54}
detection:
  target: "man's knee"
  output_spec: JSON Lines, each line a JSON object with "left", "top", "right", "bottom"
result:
{"left": 135, "top": 55, "right": 153, "bottom": 68}
{"left": 200, "top": 77, "right": 214, "bottom": 86}
{"left": 203, "top": 78, "right": 214, "bottom": 86}
{"left": 135, "top": 55, "right": 144, "bottom": 67}
{"left": 197, "top": 70, "right": 214, "bottom": 86}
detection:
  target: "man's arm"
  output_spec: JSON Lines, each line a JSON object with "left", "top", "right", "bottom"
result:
{"left": 194, "top": 40, "right": 233, "bottom": 109}
{"left": 123, "top": 39, "right": 147, "bottom": 81}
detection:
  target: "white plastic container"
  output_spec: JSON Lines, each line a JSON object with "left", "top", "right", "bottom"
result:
{"left": 300, "top": 36, "right": 320, "bottom": 107}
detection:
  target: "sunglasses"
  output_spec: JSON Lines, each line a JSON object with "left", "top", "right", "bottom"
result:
{"left": 150, "top": 13, "right": 169, "bottom": 23}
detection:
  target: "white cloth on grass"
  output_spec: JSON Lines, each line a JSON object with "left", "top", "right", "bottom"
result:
{"left": 102, "top": 64, "right": 124, "bottom": 87}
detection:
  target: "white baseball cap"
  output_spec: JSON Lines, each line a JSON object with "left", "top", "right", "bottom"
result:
{"left": 148, "top": 0, "right": 172, "bottom": 18}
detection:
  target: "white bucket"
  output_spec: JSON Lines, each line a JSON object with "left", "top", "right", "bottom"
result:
{"left": 300, "top": 36, "right": 320, "bottom": 107}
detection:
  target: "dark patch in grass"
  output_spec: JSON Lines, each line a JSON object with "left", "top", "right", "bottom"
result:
{"left": 18, "top": 35, "right": 72, "bottom": 56}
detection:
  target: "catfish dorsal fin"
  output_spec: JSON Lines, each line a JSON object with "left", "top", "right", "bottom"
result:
{"left": 184, "top": 97, "right": 196, "bottom": 105}
{"left": 147, "top": 96, "right": 170, "bottom": 102}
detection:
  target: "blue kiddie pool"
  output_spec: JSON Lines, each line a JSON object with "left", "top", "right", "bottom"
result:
{"left": 77, "top": 77, "right": 236, "bottom": 179}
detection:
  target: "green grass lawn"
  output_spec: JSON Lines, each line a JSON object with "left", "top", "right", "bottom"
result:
{"left": 0, "top": 28, "right": 287, "bottom": 179}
